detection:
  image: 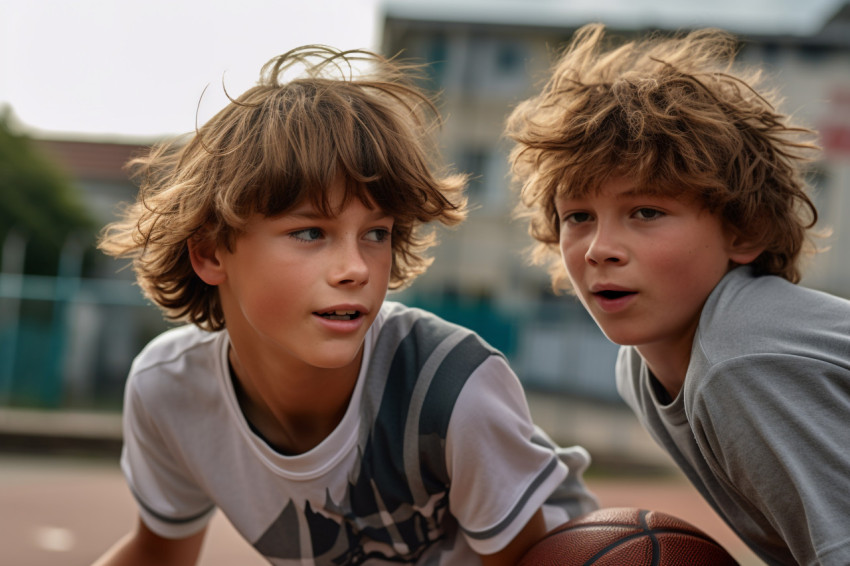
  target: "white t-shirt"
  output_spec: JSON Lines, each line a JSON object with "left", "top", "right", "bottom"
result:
{"left": 121, "top": 301, "right": 597, "bottom": 565}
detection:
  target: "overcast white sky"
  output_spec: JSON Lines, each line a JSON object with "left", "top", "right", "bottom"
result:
{"left": 1, "top": 0, "right": 844, "bottom": 140}
{"left": 0, "top": 0, "right": 382, "bottom": 140}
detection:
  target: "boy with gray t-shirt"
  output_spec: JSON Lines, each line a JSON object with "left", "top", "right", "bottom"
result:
{"left": 507, "top": 24, "right": 850, "bottom": 565}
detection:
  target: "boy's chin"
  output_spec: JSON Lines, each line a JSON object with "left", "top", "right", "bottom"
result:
{"left": 595, "top": 325, "right": 638, "bottom": 347}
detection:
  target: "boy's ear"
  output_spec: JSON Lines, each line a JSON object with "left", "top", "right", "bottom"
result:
{"left": 726, "top": 233, "right": 765, "bottom": 266}
{"left": 188, "top": 237, "right": 226, "bottom": 286}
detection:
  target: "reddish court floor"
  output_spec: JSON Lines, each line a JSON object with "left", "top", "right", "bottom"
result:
{"left": 0, "top": 454, "right": 762, "bottom": 565}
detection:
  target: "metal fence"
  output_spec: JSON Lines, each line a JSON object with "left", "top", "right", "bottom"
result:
{"left": 1, "top": 231, "right": 621, "bottom": 411}
{"left": 0, "top": 231, "right": 167, "bottom": 409}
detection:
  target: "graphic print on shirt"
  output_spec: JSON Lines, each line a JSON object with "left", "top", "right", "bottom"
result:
{"left": 252, "top": 306, "right": 495, "bottom": 564}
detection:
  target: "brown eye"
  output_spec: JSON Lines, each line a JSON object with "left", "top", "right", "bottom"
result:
{"left": 564, "top": 212, "right": 592, "bottom": 224}
{"left": 634, "top": 208, "right": 664, "bottom": 220}
{"left": 365, "top": 228, "right": 391, "bottom": 242}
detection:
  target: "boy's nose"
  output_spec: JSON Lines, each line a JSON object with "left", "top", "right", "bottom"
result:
{"left": 331, "top": 242, "right": 370, "bottom": 286}
{"left": 585, "top": 226, "right": 626, "bottom": 265}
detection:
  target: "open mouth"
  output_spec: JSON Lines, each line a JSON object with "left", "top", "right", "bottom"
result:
{"left": 595, "top": 290, "right": 635, "bottom": 300}
{"left": 316, "top": 310, "right": 362, "bottom": 321}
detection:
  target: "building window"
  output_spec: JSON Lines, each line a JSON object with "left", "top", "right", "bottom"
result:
{"left": 495, "top": 42, "right": 526, "bottom": 78}
{"left": 423, "top": 35, "right": 449, "bottom": 89}
{"left": 458, "top": 148, "right": 487, "bottom": 200}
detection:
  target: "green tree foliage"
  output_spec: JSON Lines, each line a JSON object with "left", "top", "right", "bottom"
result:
{"left": 0, "top": 109, "right": 95, "bottom": 275}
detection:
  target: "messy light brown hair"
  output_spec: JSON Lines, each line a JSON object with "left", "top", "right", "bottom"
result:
{"left": 99, "top": 45, "right": 468, "bottom": 330}
{"left": 506, "top": 24, "right": 820, "bottom": 292}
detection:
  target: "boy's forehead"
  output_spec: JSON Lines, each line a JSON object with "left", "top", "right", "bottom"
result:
{"left": 555, "top": 178, "right": 691, "bottom": 201}
{"left": 285, "top": 202, "right": 332, "bottom": 218}
{"left": 287, "top": 187, "right": 382, "bottom": 217}
{"left": 556, "top": 176, "right": 639, "bottom": 196}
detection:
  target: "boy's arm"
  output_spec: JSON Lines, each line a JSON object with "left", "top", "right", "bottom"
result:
{"left": 479, "top": 509, "right": 548, "bottom": 566}
{"left": 91, "top": 517, "right": 207, "bottom": 566}
{"left": 444, "top": 356, "right": 593, "bottom": 558}
{"left": 695, "top": 356, "right": 850, "bottom": 564}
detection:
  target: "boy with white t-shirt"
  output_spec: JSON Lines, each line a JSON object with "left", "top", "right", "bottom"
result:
{"left": 93, "top": 45, "right": 597, "bottom": 566}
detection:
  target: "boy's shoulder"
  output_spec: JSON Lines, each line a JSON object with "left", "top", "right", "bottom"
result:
{"left": 697, "top": 267, "right": 850, "bottom": 361}
{"left": 369, "top": 301, "right": 506, "bottom": 406}
{"left": 376, "top": 301, "right": 500, "bottom": 356}
{"left": 130, "top": 324, "right": 223, "bottom": 378}
{"left": 124, "top": 324, "right": 228, "bottom": 420}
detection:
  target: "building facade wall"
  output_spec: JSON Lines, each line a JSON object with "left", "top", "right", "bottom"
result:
{"left": 384, "top": 13, "right": 850, "bottom": 397}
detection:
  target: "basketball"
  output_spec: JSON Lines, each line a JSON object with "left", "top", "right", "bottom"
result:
{"left": 518, "top": 507, "right": 739, "bottom": 566}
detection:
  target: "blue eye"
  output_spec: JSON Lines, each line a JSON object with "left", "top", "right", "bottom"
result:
{"left": 290, "top": 228, "right": 323, "bottom": 242}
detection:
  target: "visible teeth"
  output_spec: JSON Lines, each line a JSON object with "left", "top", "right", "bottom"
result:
{"left": 319, "top": 310, "right": 359, "bottom": 320}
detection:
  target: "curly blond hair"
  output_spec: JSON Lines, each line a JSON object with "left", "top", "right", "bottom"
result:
{"left": 506, "top": 24, "right": 820, "bottom": 291}
{"left": 100, "top": 45, "right": 467, "bottom": 330}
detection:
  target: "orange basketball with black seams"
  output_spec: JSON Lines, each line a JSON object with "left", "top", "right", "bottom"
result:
{"left": 518, "top": 507, "right": 739, "bottom": 566}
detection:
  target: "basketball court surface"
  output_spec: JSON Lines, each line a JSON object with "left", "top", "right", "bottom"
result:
{"left": 0, "top": 453, "right": 762, "bottom": 565}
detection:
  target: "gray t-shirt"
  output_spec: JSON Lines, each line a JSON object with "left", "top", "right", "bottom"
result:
{"left": 617, "top": 267, "right": 850, "bottom": 566}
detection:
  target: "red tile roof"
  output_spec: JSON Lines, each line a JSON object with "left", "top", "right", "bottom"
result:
{"left": 34, "top": 139, "right": 151, "bottom": 183}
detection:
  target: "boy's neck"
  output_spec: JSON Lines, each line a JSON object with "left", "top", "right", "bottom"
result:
{"left": 636, "top": 342, "right": 692, "bottom": 401}
{"left": 228, "top": 347, "right": 361, "bottom": 455}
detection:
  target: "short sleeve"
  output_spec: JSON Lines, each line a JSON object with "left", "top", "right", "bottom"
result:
{"left": 444, "top": 355, "right": 575, "bottom": 555}
{"left": 691, "top": 355, "right": 850, "bottom": 566}
{"left": 121, "top": 371, "right": 216, "bottom": 539}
